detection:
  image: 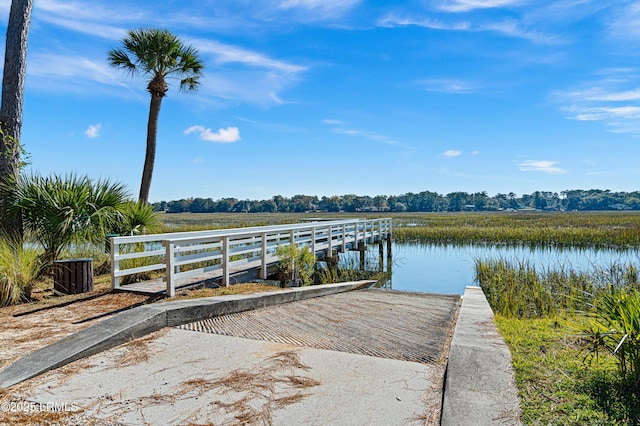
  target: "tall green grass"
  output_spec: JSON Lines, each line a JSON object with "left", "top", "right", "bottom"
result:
{"left": 475, "top": 258, "right": 639, "bottom": 318}
{"left": 476, "top": 257, "right": 640, "bottom": 382}
{"left": 0, "top": 238, "right": 42, "bottom": 306}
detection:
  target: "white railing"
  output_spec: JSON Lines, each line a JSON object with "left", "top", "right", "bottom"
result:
{"left": 111, "top": 218, "right": 392, "bottom": 297}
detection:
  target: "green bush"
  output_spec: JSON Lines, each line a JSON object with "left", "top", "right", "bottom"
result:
{"left": 276, "top": 244, "right": 315, "bottom": 286}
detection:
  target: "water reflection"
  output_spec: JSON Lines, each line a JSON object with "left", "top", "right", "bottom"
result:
{"left": 341, "top": 243, "right": 640, "bottom": 295}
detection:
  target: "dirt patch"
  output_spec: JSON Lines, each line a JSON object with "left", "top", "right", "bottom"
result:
{"left": 0, "top": 292, "right": 151, "bottom": 370}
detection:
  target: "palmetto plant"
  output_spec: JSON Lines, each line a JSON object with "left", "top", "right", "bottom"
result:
{"left": 109, "top": 200, "right": 161, "bottom": 237}
{"left": 6, "top": 173, "right": 130, "bottom": 265}
{"left": 108, "top": 28, "right": 204, "bottom": 204}
{"left": 582, "top": 285, "right": 640, "bottom": 383}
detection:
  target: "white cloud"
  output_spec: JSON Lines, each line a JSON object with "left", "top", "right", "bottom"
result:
{"left": 185, "top": 125, "right": 241, "bottom": 143}
{"left": 553, "top": 68, "right": 640, "bottom": 134}
{"left": 442, "top": 149, "right": 463, "bottom": 157}
{"left": 377, "top": 14, "right": 561, "bottom": 44}
{"left": 420, "top": 78, "right": 475, "bottom": 94}
{"left": 277, "top": 0, "right": 361, "bottom": 20}
{"left": 85, "top": 123, "right": 102, "bottom": 138}
{"left": 333, "top": 127, "right": 402, "bottom": 147}
{"left": 471, "top": 150, "right": 480, "bottom": 155}
{"left": 192, "top": 157, "right": 205, "bottom": 163}
{"left": 193, "top": 39, "right": 307, "bottom": 74}
{"left": 517, "top": 160, "right": 567, "bottom": 174}
{"left": 436, "top": 0, "right": 525, "bottom": 13}
{"left": 377, "top": 15, "right": 471, "bottom": 31}
{"left": 608, "top": 2, "right": 640, "bottom": 40}
{"left": 322, "top": 119, "right": 344, "bottom": 124}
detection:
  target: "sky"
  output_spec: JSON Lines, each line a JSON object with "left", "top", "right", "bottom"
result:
{"left": 1, "top": 0, "right": 639, "bottom": 202}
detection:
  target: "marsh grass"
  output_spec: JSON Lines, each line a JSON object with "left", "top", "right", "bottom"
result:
{"left": 475, "top": 258, "right": 639, "bottom": 319}
{"left": 393, "top": 211, "right": 640, "bottom": 248}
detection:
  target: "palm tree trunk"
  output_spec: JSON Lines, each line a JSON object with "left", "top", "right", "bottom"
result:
{"left": 139, "top": 92, "right": 162, "bottom": 204}
{"left": 0, "top": 0, "right": 34, "bottom": 238}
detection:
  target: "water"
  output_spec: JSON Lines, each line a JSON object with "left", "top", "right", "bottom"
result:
{"left": 347, "top": 243, "right": 640, "bottom": 295}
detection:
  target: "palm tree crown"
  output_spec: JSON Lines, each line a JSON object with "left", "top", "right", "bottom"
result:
{"left": 108, "top": 28, "right": 204, "bottom": 97}
{"left": 108, "top": 29, "right": 204, "bottom": 203}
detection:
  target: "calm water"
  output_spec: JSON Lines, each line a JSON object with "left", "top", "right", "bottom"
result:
{"left": 344, "top": 243, "right": 640, "bottom": 295}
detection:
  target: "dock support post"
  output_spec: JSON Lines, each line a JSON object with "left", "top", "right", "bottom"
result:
{"left": 358, "top": 241, "right": 366, "bottom": 271}
{"left": 378, "top": 240, "right": 384, "bottom": 272}
{"left": 386, "top": 233, "right": 392, "bottom": 272}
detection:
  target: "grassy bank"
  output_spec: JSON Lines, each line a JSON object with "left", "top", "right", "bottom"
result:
{"left": 496, "top": 315, "right": 640, "bottom": 425}
{"left": 476, "top": 259, "right": 640, "bottom": 424}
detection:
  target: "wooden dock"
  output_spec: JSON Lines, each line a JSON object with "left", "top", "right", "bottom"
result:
{"left": 111, "top": 218, "right": 392, "bottom": 296}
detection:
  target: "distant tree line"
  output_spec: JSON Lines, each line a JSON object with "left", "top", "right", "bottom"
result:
{"left": 152, "top": 189, "right": 640, "bottom": 213}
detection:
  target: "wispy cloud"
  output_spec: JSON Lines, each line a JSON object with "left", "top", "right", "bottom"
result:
{"left": 607, "top": 1, "right": 640, "bottom": 40}
{"left": 441, "top": 149, "right": 463, "bottom": 157}
{"left": 554, "top": 68, "right": 640, "bottom": 134}
{"left": 436, "top": 0, "right": 525, "bottom": 13}
{"left": 377, "top": 14, "right": 562, "bottom": 44}
{"left": 185, "top": 125, "right": 241, "bottom": 143}
{"left": 332, "top": 127, "right": 403, "bottom": 147}
{"left": 517, "top": 160, "right": 567, "bottom": 174}
{"left": 419, "top": 78, "right": 476, "bottom": 94}
{"left": 277, "top": 0, "right": 361, "bottom": 20}
{"left": 193, "top": 39, "right": 307, "bottom": 74}
{"left": 377, "top": 15, "right": 471, "bottom": 31}
{"left": 85, "top": 123, "right": 102, "bottom": 138}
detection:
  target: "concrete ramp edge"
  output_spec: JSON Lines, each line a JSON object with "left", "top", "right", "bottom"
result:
{"left": 441, "top": 286, "right": 523, "bottom": 425}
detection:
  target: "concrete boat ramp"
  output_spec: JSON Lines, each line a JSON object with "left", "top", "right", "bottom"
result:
{"left": 0, "top": 282, "right": 522, "bottom": 425}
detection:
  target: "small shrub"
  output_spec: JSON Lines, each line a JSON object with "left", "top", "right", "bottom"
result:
{"left": 276, "top": 245, "right": 315, "bottom": 286}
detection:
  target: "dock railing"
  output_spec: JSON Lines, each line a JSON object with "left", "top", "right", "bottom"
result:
{"left": 111, "top": 218, "right": 392, "bottom": 297}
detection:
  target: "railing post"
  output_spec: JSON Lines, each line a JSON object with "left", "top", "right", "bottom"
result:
{"left": 111, "top": 237, "right": 120, "bottom": 290}
{"left": 311, "top": 226, "right": 316, "bottom": 255}
{"left": 354, "top": 221, "right": 359, "bottom": 247}
{"left": 327, "top": 224, "right": 333, "bottom": 255}
{"left": 223, "top": 236, "right": 230, "bottom": 287}
{"left": 261, "top": 232, "right": 268, "bottom": 279}
{"left": 290, "top": 229, "right": 295, "bottom": 247}
{"left": 365, "top": 220, "right": 369, "bottom": 243}
{"left": 164, "top": 240, "right": 176, "bottom": 297}
{"left": 342, "top": 223, "right": 346, "bottom": 253}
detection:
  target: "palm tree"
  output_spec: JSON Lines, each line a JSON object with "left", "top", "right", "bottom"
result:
{"left": 108, "top": 29, "right": 204, "bottom": 204}
{"left": 0, "top": 0, "right": 35, "bottom": 238}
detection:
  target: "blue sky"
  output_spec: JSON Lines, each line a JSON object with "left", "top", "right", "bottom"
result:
{"left": 1, "top": 0, "right": 639, "bottom": 202}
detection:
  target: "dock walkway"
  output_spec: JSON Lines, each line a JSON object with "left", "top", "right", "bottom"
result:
{"left": 111, "top": 218, "right": 392, "bottom": 296}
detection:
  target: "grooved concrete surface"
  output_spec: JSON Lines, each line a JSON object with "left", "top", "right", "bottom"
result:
{"left": 180, "top": 289, "right": 460, "bottom": 364}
